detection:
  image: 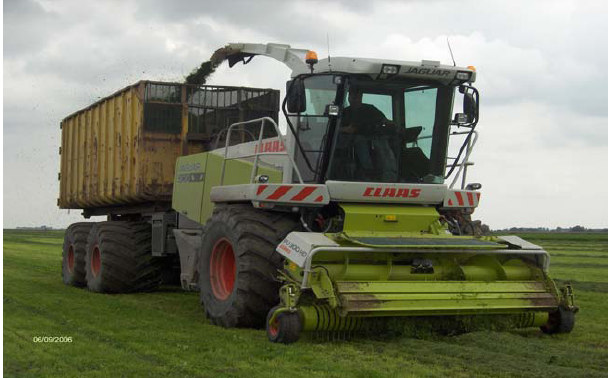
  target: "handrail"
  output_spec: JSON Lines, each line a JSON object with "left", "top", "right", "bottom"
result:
{"left": 449, "top": 130, "right": 479, "bottom": 189}
{"left": 220, "top": 117, "right": 304, "bottom": 185}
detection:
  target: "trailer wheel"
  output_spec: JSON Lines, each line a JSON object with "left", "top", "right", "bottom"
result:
{"left": 541, "top": 306, "right": 576, "bottom": 334}
{"left": 62, "top": 222, "right": 95, "bottom": 287}
{"left": 85, "top": 221, "right": 162, "bottom": 293}
{"left": 266, "top": 306, "right": 302, "bottom": 344}
{"left": 199, "top": 204, "right": 298, "bottom": 328}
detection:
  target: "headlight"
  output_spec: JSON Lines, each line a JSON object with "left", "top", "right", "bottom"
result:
{"left": 377, "top": 64, "right": 401, "bottom": 80}
{"left": 456, "top": 71, "right": 472, "bottom": 80}
{"left": 382, "top": 64, "right": 400, "bottom": 75}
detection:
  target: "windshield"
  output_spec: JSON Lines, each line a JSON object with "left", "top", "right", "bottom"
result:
{"left": 291, "top": 75, "right": 339, "bottom": 182}
{"left": 327, "top": 78, "right": 454, "bottom": 184}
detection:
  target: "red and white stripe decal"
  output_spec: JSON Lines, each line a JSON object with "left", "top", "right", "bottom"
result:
{"left": 267, "top": 186, "right": 292, "bottom": 200}
{"left": 466, "top": 192, "right": 475, "bottom": 206}
{"left": 210, "top": 184, "right": 328, "bottom": 205}
{"left": 454, "top": 191, "right": 465, "bottom": 206}
{"left": 444, "top": 190, "right": 481, "bottom": 208}
{"left": 254, "top": 184, "right": 327, "bottom": 204}
{"left": 290, "top": 186, "right": 317, "bottom": 201}
{"left": 256, "top": 185, "right": 268, "bottom": 195}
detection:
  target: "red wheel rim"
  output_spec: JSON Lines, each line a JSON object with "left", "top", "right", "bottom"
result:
{"left": 67, "top": 245, "right": 75, "bottom": 273}
{"left": 210, "top": 238, "right": 236, "bottom": 300}
{"left": 91, "top": 246, "right": 101, "bottom": 278}
{"left": 268, "top": 316, "right": 279, "bottom": 337}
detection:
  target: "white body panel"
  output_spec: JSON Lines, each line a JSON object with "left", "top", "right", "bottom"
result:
{"left": 211, "top": 182, "right": 481, "bottom": 209}
{"left": 325, "top": 181, "right": 447, "bottom": 204}
{"left": 210, "top": 183, "right": 330, "bottom": 206}
{"left": 276, "top": 232, "right": 339, "bottom": 267}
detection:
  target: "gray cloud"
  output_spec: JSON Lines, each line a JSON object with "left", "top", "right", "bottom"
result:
{"left": 133, "top": 0, "right": 369, "bottom": 48}
{"left": 3, "top": 0, "right": 63, "bottom": 56}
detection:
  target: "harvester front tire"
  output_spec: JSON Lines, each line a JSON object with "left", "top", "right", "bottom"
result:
{"left": 85, "top": 221, "right": 162, "bottom": 293}
{"left": 62, "top": 222, "right": 95, "bottom": 287}
{"left": 541, "top": 306, "right": 575, "bottom": 334}
{"left": 266, "top": 306, "right": 302, "bottom": 344}
{"left": 199, "top": 204, "right": 298, "bottom": 328}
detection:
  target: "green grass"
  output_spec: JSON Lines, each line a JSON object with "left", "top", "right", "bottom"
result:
{"left": 4, "top": 230, "right": 608, "bottom": 377}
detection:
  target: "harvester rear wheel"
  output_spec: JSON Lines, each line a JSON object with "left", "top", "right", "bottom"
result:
{"left": 62, "top": 222, "right": 95, "bottom": 287}
{"left": 199, "top": 204, "right": 298, "bottom": 328}
{"left": 541, "top": 306, "right": 576, "bottom": 334}
{"left": 266, "top": 306, "right": 302, "bottom": 344}
{"left": 85, "top": 221, "right": 162, "bottom": 293}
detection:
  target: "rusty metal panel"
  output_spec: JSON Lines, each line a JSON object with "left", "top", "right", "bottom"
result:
{"left": 58, "top": 81, "right": 280, "bottom": 212}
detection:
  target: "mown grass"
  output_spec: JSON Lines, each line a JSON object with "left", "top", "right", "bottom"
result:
{"left": 4, "top": 230, "right": 608, "bottom": 377}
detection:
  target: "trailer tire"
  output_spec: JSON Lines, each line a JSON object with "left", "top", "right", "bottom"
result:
{"left": 199, "top": 204, "right": 298, "bottom": 328}
{"left": 62, "top": 222, "right": 95, "bottom": 287}
{"left": 85, "top": 221, "right": 162, "bottom": 293}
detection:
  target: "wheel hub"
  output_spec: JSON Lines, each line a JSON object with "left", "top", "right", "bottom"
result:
{"left": 268, "top": 318, "right": 279, "bottom": 337}
{"left": 210, "top": 238, "right": 236, "bottom": 300}
{"left": 91, "top": 246, "right": 101, "bottom": 277}
{"left": 67, "top": 245, "right": 75, "bottom": 273}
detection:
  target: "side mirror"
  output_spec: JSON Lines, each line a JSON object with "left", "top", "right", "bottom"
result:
{"left": 286, "top": 79, "right": 306, "bottom": 113}
{"left": 463, "top": 92, "right": 476, "bottom": 118}
{"left": 454, "top": 86, "right": 478, "bottom": 125}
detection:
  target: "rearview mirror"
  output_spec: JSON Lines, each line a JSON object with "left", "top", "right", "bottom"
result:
{"left": 454, "top": 85, "right": 478, "bottom": 125}
{"left": 463, "top": 92, "right": 475, "bottom": 118}
{"left": 286, "top": 79, "right": 306, "bottom": 113}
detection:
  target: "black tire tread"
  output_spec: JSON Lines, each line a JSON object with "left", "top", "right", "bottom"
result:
{"left": 85, "top": 221, "right": 162, "bottom": 293}
{"left": 541, "top": 306, "right": 576, "bottom": 334}
{"left": 62, "top": 222, "right": 95, "bottom": 287}
{"left": 266, "top": 306, "right": 302, "bottom": 344}
{"left": 200, "top": 204, "right": 299, "bottom": 328}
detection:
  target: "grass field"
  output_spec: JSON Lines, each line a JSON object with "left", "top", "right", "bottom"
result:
{"left": 4, "top": 230, "right": 608, "bottom": 377}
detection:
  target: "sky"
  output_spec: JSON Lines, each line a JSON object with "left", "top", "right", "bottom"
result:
{"left": 3, "top": 0, "right": 608, "bottom": 229}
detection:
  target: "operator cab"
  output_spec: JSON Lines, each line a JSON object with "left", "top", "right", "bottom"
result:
{"left": 286, "top": 73, "right": 477, "bottom": 185}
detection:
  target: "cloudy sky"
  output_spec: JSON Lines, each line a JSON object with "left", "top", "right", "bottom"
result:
{"left": 3, "top": 0, "right": 607, "bottom": 229}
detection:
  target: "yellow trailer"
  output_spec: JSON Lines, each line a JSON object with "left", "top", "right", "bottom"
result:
{"left": 58, "top": 80, "right": 279, "bottom": 216}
